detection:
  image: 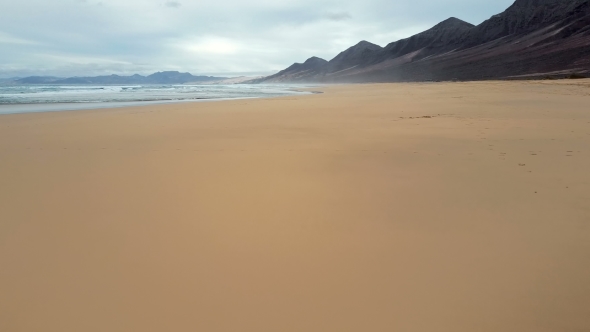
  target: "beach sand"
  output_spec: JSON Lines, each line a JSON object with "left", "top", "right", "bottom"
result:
{"left": 1, "top": 81, "right": 589, "bottom": 332}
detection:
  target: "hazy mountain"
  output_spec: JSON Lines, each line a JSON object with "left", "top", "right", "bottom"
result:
{"left": 144, "top": 71, "right": 218, "bottom": 84}
{"left": 255, "top": 0, "right": 590, "bottom": 83}
{"left": 10, "top": 71, "right": 226, "bottom": 85}
{"left": 0, "top": 77, "right": 22, "bottom": 83}
{"left": 13, "top": 76, "right": 63, "bottom": 84}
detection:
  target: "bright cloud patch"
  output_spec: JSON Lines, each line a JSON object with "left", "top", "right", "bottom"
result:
{"left": 183, "top": 38, "right": 240, "bottom": 55}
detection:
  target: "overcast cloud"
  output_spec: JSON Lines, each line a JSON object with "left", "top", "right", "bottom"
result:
{"left": 0, "top": 0, "right": 514, "bottom": 77}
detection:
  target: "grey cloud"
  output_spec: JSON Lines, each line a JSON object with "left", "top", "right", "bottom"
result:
{"left": 325, "top": 11, "right": 352, "bottom": 21}
{"left": 165, "top": 1, "right": 181, "bottom": 8}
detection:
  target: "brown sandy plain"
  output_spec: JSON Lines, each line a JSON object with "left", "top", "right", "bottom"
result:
{"left": 1, "top": 81, "right": 589, "bottom": 332}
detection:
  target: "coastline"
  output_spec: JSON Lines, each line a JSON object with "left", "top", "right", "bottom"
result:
{"left": 0, "top": 96, "right": 261, "bottom": 115}
{"left": 0, "top": 83, "right": 313, "bottom": 115}
{"left": 1, "top": 81, "right": 589, "bottom": 332}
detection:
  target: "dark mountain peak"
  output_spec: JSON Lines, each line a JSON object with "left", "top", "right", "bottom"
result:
{"left": 422, "top": 17, "right": 474, "bottom": 35}
{"left": 335, "top": 40, "right": 382, "bottom": 57}
{"left": 255, "top": 57, "right": 327, "bottom": 82}
{"left": 376, "top": 16, "right": 475, "bottom": 62}
{"left": 303, "top": 57, "right": 328, "bottom": 66}
{"left": 279, "top": 57, "right": 327, "bottom": 73}
{"left": 400, "top": 17, "right": 473, "bottom": 43}
{"left": 327, "top": 40, "right": 383, "bottom": 71}
{"left": 505, "top": 0, "right": 587, "bottom": 15}
{"left": 353, "top": 40, "right": 383, "bottom": 50}
{"left": 460, "top": 0, "right": 589, "bottom": 48}
{"left": 511, "top": 0, "right": 565, "bottom": 9}
{"left": 433, "top": 17, "right": 475, "bottom": 29}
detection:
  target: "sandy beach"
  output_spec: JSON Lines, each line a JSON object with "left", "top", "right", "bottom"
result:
{"left": 1, "top": 81, "right": 589, "bottom": 332}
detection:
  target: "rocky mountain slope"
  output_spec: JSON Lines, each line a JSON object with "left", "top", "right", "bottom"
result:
{"left": 255, "top": 0, "right": 590, "bottom": 83}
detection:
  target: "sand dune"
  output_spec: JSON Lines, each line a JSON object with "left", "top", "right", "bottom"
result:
{"left": 1, "top": 81, "right": 589, "bottom": 332}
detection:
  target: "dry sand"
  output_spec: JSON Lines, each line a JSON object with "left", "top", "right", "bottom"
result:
{"left": 1, "top": 81, "right": 589, "bottom": 332}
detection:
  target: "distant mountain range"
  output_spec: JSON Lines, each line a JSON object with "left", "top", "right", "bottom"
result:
{"left": 0, "top": 77, "right": 21, "bottom": 83}
{"left": 4, "top": 71, "right": 226, "bottom": 85}
{"left": 254, "top": 0, "right": 590, "bottom": 83}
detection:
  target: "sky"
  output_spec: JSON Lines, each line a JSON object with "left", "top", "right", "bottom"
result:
{"left": 0, "top": 0, "right": 515, "bottom": 78}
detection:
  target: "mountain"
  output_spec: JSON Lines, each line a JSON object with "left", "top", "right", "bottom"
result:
{"left": 13, "top": 76, "right": 63, "bottom": 84}
{"left": 0, "top": 77, "right": 22, "bottom": 83}
{"left": 256, "top": 57, "right": 328, "bottom": 83}
{"left": 459, "top": 0, "right": 590, "bottom": 48}
{"left": 145, "top": 71, "right": 218, "bottom": 84}
{"left": 52, "top": 74, "right": 145, "bottom": 85}
{"left": 256, "top": 0, "right": 590, "bottom": 83}
{"left": 374, "top": 17, "right": 474, "bottom": 64}
{"left": 252, "top": 42, "right": 384, "bottom": 83}
{"left": 325, "top": 40, "right": 383, "bottom": 73}
{"left": 10, "top": 71, "right": 226, "bottom": 85}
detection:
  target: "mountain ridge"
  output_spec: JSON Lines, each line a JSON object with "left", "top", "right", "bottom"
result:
{"left": 254, "top": 0, "right": 590, "bottom": 83}
{"left": 7, "top": 71, "right": 226, "bottom": 85}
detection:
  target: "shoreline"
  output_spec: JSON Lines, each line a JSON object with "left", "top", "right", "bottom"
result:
{"left": 0, "top": 85, "right": 315, "bottom": 115}
{"left": 0, "top": 96, "right": 263, "bottom": 116}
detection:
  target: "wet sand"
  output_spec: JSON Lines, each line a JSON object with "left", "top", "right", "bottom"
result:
{"left": 1, "top": 81, "right": 589, "bottom": 332}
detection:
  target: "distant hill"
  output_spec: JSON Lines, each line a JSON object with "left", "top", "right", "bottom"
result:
{"left": 13, "top": 76, "right": 62, "bottom": 84}
{"left": 0, "top": 77, "right": 22, "bottom": 83}
{"left": 254, "top": 0, "right": 590, "bottom": 83}
{"left": 9, "top": 71, "right": 226, "bottom": 85}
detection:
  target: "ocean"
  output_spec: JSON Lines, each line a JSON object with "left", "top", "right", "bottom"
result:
{"left": 0, "top": 84, "right": 310, "bottom": 114}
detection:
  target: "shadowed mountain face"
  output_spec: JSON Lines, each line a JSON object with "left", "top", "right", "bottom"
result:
{"left": 459, "top": 0, "right": 590, "bottom": 47}
{"left": 256, "top": 0, "right": 590, "bottom": 83}
{"left": 377, "top": 17, "right": 474, "bottom": 62}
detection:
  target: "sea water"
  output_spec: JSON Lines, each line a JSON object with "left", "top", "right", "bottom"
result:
{"left": 0, "top": 84, "right": 309, "bottom": 114}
